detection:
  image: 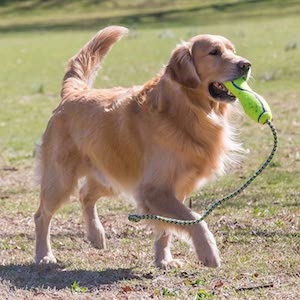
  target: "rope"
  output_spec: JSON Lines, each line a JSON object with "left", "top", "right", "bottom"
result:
{"left": 128, "top": 120, "right": 278, "bottom": 225}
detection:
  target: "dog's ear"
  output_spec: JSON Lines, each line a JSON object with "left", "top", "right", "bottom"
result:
{"left": 167, "top": 44, "right": 201, "bottom": 89}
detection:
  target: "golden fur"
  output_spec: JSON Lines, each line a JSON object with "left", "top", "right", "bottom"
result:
{"left": 34, "top": 26, "right": 250, "bottom": 269}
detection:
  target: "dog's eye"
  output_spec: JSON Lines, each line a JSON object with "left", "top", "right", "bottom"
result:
{"left": 209, "top": 49, "right": 221, "bottom": 56}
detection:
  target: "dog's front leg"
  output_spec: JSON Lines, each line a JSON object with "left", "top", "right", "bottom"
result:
{"left": 136, "top": 184, "right": 220, "bottom": 268}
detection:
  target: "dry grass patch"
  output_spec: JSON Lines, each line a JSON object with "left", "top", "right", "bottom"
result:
{"left": 0, "top": 163, "right": 299, "bottom": 299}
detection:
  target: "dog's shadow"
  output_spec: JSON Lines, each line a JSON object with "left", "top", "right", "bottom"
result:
{"left": 0, "top": 263, "right": 144, "bottom": 290}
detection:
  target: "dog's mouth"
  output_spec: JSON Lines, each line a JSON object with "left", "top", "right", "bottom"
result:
{"left": 208, "top": 82, "right": 236, "bottom": 102}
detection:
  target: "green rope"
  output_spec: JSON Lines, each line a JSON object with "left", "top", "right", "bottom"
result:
{"left": 128, "top": 120, "right": 278, "bottom": 225}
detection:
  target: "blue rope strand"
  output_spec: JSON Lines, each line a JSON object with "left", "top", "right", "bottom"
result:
{"left": 128, "top": 121, "right": 278, "bottom": 226}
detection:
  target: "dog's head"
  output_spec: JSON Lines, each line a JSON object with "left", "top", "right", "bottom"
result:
{"left": 166, "top": 34, "right": 251, "bottom": 103}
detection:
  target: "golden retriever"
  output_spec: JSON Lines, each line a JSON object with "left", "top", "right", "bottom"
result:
{"left": 34, "top": 26, "right": 251, "bottom": 269}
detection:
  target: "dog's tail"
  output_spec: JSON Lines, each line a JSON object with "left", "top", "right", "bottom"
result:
{"left": 61, "top": 26, "right": 128, "bottom": 99}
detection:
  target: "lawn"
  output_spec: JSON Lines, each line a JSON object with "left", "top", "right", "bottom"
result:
{"left": 0, "top": 0, "right": 299, "bottom": 299}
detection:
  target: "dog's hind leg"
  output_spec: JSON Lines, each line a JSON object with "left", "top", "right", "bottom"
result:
{"left": 34, "top": 121, "right": 81, "bottom": 265}
{"left": 34, "top": 160, "right": 78, "bottom": 265}
{"left": 79, "top": 177, "right": 114, "bottom": 249}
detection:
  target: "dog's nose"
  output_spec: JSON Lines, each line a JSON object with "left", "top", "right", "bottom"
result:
{"left": 238, "top": 60, "right": 251, "bottom": 73}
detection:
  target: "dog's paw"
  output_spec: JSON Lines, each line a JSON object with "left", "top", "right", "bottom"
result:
{"left": 196, "top": 238, "right": 221, "bottom": 268}
{"left": 36, "top": 254, "right": 57, "bottom": 265}
{"left": 155, "top": 259, "right": 184, "bottom": 270}
{"left": 87, "top": 234, "right": 106, "bottom": 250}
{"left": 202, "top": 251, "right": 221, "bottom": 268}
{"left": 36, "top": 256, "right": 58, "bottom": 272}
{"left": 192, "top": 221, "right": 221, "bottom": 268}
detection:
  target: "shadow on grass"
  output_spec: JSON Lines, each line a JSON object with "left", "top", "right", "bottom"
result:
{"left": 0, "top": 0, "right": 299, "bottom": 33}
{"left": 0, "top": 263, "right": 145, "bottom": 290}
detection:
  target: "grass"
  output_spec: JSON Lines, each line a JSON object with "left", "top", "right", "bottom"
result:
{"left": 0, "top": 0, "right": 299, "bottom": 299}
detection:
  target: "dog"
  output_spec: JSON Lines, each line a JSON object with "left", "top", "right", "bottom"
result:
{"left": 34, "top": 26, "right": 251, "bottom": 269}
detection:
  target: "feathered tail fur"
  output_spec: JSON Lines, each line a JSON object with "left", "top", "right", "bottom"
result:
{"left": 61, "top": 26, "right": 128, "bottom": 99}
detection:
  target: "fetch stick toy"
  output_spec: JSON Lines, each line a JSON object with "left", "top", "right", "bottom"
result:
{"left": 129, "top": 78, "right": 278, "bottom": 225}
{"left": 224, "top": 78, "right": 272, "bottom": 124}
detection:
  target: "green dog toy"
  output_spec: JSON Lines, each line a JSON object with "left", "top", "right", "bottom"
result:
{"left": 224, "top": 78, "right": 272, "bottom": 124}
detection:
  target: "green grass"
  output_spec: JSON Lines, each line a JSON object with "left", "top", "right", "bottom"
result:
{"left": 0, "top": 0, "right": 299, "bottom": 299}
